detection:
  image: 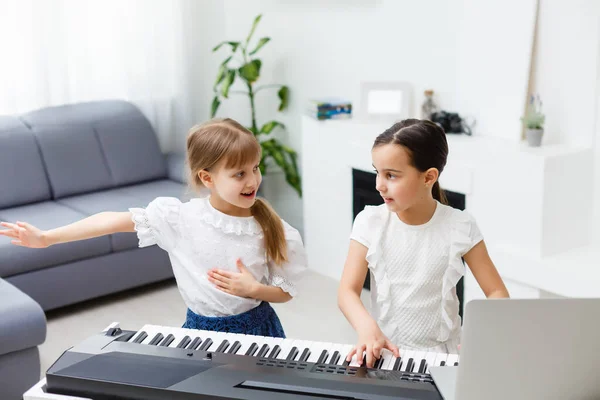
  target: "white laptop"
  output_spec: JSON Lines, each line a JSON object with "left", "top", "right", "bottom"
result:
{"left": 430, "top": 298, "right": 600, "bottom": 400}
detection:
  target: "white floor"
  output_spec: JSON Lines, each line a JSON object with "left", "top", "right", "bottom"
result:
{"left": 39, "top": 270, "right": 370, "bottom": 376}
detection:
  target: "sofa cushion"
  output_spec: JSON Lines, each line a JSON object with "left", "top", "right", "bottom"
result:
{"left": 93, "top": 115, "right": 167, "bottom": 186}
{"left": 21, "top": 100, "right": 167, "bottom": 189}
{"left": 58, "top": 180, "right": 188, "bottom": 251}
{"left": 31, "top": 124, "right": 114, "bottom": 198}
{"left": 0, "top": 117, "right": 51, "bottom": 209}
{"left": 0, "top": 278, "right": 46, "bottom": 356}
{"left": 115, "top": 179, "right": 190, "bottom": 204}
{"left": 0, "top": 202, "right": 111, "bottom": 277}
{"left": 57, "top": 189, "right": 145, "bottom": 252}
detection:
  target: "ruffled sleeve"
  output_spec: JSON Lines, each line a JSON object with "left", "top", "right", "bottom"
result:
{"left": 267, "top": 221, "right": 307, "bottom": 297}
{"left": 350, "top": 206, "right": 382, "bottom": 248}
{"left": 439, "top": 210, "right": 484, "bottom": 342}
{"left": 129, "top": 197, "right": 182, "bottom": 252}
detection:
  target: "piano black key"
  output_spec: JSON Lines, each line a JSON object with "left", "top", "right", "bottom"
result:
{"left": 188, "top": 337, "right": 202, "bottom": 350}
{"left": 406, "top": 358, "right": 414, "bottom": 372}
{"left": 245, "top": 343, "right": 258, "bottom": 356}
{"left": 418, "top": 359, "right": 427, "bottom": 373}
{"left": 215, "top": 340, "right": 230, "bottom": 353}
{"left": 176, "top": 336, "right": 191, "bottom": 349}
{"left": 228, "top": 341, "right": 242, "bottom": 354}
{"left": 440, "top": 361, "right": 446, "bottom": 366}
{"left": 374, "top": 357, "right": 384, "bottom": 369}
{"left": 132, "top": 331, "right": 147, "bottom": 344}
{"left": 316, "top": 350, "right": 329, "bottom": 364}
{"left": 199, "top": 338, "right": 213, "bottom": 351}
{"left": 148, "top": 333, "right": 164, "bottom": 346}
{"left": 286, "top": 347, "right": 299, "bottom": 361}
{"left": 299, "top": 348, "right": 311, "bottom": 362}
{"left": 454, "top": 362, "right": 459, "bottom": 366}
{"left": 342, "top": 359, "right": 350, "bottom": 367}
{"left": 267, "top": 345, "right": 281, "bottom": 359}
{"left": 362, "top": 354, "right": 367, "bottom": 367}
{"left": 329, "top": 351, "right": 340, "bottom": 365}
{"left": 159, "top": 334, "right": 175, "bottom": 347}
{"left": 393, "top": 357, "right": 403, "bottom": 371}
{"left": 257, "top": 344, "right": 270, "bottom": 358}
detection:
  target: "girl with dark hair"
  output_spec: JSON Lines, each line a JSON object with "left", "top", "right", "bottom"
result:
{"left": 338, "top": 119, "right": 509, "bottom": 368}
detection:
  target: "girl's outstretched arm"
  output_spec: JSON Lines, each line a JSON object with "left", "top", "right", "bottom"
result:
{"left": 0, "top": 212, "right": 135, "bottom": 248}
{"left": 338, "top": 240, "right": 400, "bottom": 368}
{"left": 463, "top": 240, "right": 510, "bottom": 298}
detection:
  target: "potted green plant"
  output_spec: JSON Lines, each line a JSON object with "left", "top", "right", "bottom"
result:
{"left": 521, "top": 94, "right": 545, "bottom": 147}
{"left": 211, "top": 14, "right": 301, "bottom": 196}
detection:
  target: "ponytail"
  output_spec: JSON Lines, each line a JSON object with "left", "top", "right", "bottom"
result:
{"left": 432, "top": 181, "right": 448, "bottom": 205}
{"left": 251, "top": 197, "right": 288, "bottom": 265}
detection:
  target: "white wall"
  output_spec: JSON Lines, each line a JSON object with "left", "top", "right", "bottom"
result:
{"left": 209, "top": 0, "right": 462, "bottom": 231}
{"left": 195, "top": 0, "right": 600, "bottom": 240}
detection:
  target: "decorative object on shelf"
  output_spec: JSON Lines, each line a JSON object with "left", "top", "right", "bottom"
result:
{"left": 211, "top": 14, "right": 301, "bottom": 196}
{"left": 520, "top": 93, "right": 545, "bottom": 147}
{"left": 420, "top": 89, "right": 439, "bottom": 120}
{"left": 358, "top": 81, "right": 413, "bottom": 122}
{"left": 431, "top": 110, "right": 474, "bottom": 135}
{"left": 307, "top": 98, "right": 352, "bottom": 120}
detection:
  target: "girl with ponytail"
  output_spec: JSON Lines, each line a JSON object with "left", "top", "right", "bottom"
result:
{"left": 338, "top": 119, "right": 509, "bottom": 368}
{"left": 1, "top": 118, "right": 306, "bottom": 338}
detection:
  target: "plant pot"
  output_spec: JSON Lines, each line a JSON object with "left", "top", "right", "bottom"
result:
{"left": 526, "top": 128, "right": 544, "bottom": 147}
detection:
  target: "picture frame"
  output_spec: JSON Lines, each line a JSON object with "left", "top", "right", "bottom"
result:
{"left": 358, "top": 81, "right": 413, "bottom": 122}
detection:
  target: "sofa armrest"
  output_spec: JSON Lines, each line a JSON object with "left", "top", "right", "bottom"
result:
{"left": 0, "top": 278, "right": 46, "bottom": 355}
{"left": 165, "top": 152, "right": 187, "bottom": 184}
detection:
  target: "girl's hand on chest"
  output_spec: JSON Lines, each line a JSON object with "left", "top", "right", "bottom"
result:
{"left": 207, "top": 258, "right": 259, "bottom": 298}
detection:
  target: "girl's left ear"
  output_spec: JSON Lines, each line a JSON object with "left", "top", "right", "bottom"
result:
{"left": 424, "top": 168, "right": 439, "bottom": 186}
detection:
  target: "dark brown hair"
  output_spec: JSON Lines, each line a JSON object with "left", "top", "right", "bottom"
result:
{"left": 373, "top": 119, "right": 449, "bottom": 204}
{"left": 186, "top": 118, "right": 288, "bottom": 265}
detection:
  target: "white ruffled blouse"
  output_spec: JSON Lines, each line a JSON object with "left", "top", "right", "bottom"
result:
{"left": 350, "top": 202, "right": 483, "bottom": 353}
{"left": 129, "top": 196, "right": 307, "bottom": 317}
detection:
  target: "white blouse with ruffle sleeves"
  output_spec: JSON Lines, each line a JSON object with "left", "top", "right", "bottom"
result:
{"left": 129, "top": 196, "right": 307, "bottom": 317}
{"left": 350, "top": 202, "right": 483, "bottom": 353}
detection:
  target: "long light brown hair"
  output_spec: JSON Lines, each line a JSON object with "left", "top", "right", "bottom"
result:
{"left": 186, "top": 118, "right": 288, "bottom": 265}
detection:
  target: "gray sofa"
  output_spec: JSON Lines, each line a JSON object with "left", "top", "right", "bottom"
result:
{"left": 0, "top": 100, "right": 188, "bottom": 398}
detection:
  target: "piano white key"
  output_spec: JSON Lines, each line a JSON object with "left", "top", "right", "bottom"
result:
{"left": 128, "top": 329, "right": 148, "bottom": 344}
{"left": 139, "top": 325, "right": 162, "bottom": 345}
{"left": 339, "top": 344, "right": 354, "bottom": 365}
{"left": 307, "top": 342, "right": 331, "bottom": 363}
{"left": 446, "top": 353, "right": 459, "bottom": 366}
{"left": 275, "top": 340, "right": 293, "bottom": 360}
{"left": 380, "top": 349, "right": 394, "bottom": 370}
{"left": 326, "top": 343, "right": 343, "bottom": 365}
{"left": 280, "top": 339, "right": 302, "bottom": 360}
{"left": 234, "top": 335, "right": 254, "bottom": 356}
{"left": 400, "top": 350, "right": 416, "bottom": 372}
{"left": 412, "top": 351, "right": 427, "bottom": 373}
{"left": 433, "top": 352, "right": 448, "bottom": 367}
{"left": 424, "top": 351, "right": 438, "bottom": 373}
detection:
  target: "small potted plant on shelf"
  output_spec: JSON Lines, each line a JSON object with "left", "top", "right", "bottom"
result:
{"left": 521, "top": 94, "right": 545, "bottom": 147}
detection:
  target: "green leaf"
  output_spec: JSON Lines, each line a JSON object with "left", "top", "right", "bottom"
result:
{"left": 221, "top": 55, "right": 233, "bottom": 66}
{"left": 260, "top": 138, "right": 302, "bottom": 196}
{"left": 238, "top": 59, "right": 262, "bottom": 84}
{"left": 246, "top": 14, "right": 262, "bottom": 45}
{"left": 214, "top": 64, "right": 227, "bottom": 89}
{"left": 260, "top": 120, "right": 285, "bottom": 135}
{"left": 221, "top": 69, "right": 236, "bottom": 98}
{"left": 213, "top": 41, "right": 240, "bottom": 52}
{"left": 211, "top": 96, "right": 221, "bottom": 118}
{"left": 249, "top": 37, "right": 270, "bottom": 55}
{"left": 277, "top": 86, "right": 289, "bottom": 111}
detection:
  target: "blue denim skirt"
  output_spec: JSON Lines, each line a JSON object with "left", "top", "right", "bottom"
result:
{"left": 182, "top": 301, "right": 286, "bottom": 338}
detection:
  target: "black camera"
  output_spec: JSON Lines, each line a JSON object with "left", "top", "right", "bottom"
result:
{"left": 431, "top": 111, "right": 472, "bottom": 135}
